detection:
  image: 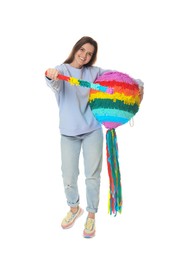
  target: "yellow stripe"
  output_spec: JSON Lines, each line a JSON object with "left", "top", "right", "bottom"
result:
{"left": 89, "top": 92, "right": 140, "bottom": 105}
{"left": 69, "top": 77, "right": 80, "bottom": 86}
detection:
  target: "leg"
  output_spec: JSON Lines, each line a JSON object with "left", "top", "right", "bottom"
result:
{"left": 61, "top": 135, "right": 82, "bottom": 208}
{"left": 82, "top": 128, "right": 103, "bottom": 215}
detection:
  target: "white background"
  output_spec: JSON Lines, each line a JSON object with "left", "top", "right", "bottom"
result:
{"left": 0, "top": 0, "right": 172, "bottom": 259}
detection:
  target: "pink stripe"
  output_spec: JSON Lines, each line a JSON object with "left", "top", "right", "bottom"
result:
{"left": 103, "top": 122, "right": 122, "bottom": 129}
{"left": 95, "top": 71, "right": 136, "bottom": 85}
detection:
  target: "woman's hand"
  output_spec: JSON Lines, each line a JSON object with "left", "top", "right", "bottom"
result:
{"left": 135, "top": 79, "right": 144, "bottom": 102}
{"left": 45, "top": 68, "right": 59, "bottom": 80}
{"left": 139, "top": 86, "right": 144, "bottom": 102}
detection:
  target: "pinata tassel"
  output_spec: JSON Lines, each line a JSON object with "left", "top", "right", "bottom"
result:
{"left": 106, "top": 129, "right": 122, "bottom": 215}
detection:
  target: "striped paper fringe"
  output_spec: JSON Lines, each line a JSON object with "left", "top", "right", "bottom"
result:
{"left": 106, "top": 129, "right": 122, "bottom": 215}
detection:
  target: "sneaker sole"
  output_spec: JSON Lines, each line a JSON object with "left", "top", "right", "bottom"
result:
{"left": 83, "top": 230, "right": 95, "bottom": 238}
{"left": 61, "top": 208, "right": 84, "bottom": 229}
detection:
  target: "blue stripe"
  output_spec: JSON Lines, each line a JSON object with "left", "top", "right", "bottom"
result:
{"left": 92, "top": 108, "right": 133, "bottom": 121}
{"left": 94, "top": 115, "right": 129, "bottom": 124}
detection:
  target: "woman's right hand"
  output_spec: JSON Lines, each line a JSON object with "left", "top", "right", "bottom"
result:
{"left": 45, "top": 68, "right": 59, "bottom": 80}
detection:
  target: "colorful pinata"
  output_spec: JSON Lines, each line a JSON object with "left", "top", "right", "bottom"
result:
{"left": 89, "top": 71, "right": 141, "bottom": 215}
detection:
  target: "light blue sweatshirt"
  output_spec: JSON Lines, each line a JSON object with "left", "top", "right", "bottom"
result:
{"left": 45, "top": 64, "right": 109, "bottom": 136}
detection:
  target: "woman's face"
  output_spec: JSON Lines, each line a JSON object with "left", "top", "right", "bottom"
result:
{"left": 71, "top": 43, "right": 95, "bottom": 68}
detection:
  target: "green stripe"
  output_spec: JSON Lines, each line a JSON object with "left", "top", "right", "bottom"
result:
{"left": 89, "top": 99, "right": 139, "bottom": 114}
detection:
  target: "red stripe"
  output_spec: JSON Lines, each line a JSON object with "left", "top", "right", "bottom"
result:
{"left": 57, "top": 74, "right": 70, "bottom": 81}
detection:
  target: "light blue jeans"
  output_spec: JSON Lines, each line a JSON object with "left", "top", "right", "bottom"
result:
{"left": 60, "top": 128, "right": 103, "bottom": 213}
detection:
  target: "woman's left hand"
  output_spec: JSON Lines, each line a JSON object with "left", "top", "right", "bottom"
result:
{"left": 139, "top": 86, "right": 144, "bottom": 102}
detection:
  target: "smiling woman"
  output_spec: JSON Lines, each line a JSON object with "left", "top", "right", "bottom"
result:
{"left": 45, "top": 36, "right": 109, "bottom": 239}
{"left": 45, "top": 35, "right": 144, "bottom": 238}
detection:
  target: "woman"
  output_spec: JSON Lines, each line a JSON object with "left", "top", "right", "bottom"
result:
{"left": 45, "top": 36, "right": 144, "bottom": 238}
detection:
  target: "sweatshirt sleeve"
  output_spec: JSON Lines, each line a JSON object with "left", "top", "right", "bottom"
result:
{"left": 45, "top": 77, "right": 62, "bottom": 93}
{"left": 45, "top": 65, "right": 63, "bottom": 93}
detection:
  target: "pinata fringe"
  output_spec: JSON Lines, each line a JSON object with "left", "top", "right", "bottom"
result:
{"left": 106, "top": 129, "right": 122, "bottom": 216}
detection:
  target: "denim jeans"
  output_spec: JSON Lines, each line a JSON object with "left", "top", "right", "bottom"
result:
{"left": 60, "top": 128, "right": 103, "bottom": 213}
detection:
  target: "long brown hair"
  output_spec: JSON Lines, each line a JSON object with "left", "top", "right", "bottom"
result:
{"left": 63, "top": 36, "right": 98, "bottom": 67}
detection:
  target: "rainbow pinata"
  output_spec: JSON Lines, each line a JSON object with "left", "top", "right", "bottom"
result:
{"left": 89, "top": 71, "right": 141, "bottom": 215}
{"left": 89, "top": 71, "right": 141, "bottom": 129}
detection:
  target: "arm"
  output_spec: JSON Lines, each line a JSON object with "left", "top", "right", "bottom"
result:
{"left": 45, "top": 68, "right": 61, "bottom": 92}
